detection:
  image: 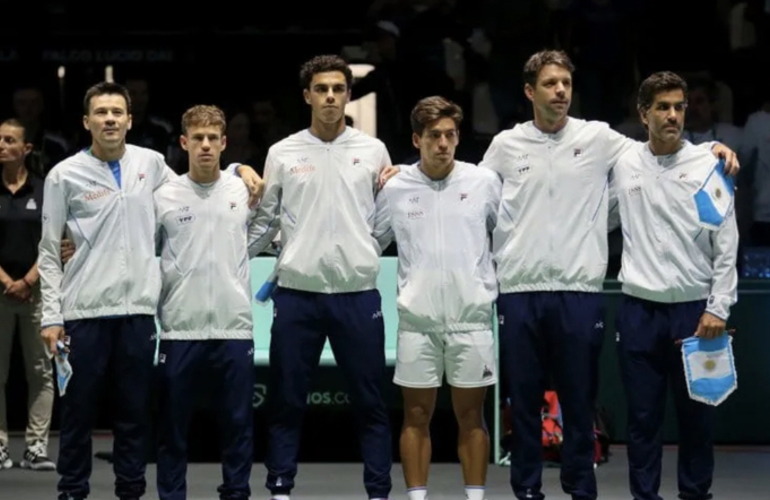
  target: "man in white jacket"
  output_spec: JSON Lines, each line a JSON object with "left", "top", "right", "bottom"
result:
{"left": 154, "top": 105, "right": 260, "bottom": 500}
{"left": 372, "top": 96, "right": 501, "bottom": 500}
{"left": 477, "top": 50, "right": 739, "bottom": 500}
{"left": 246, "top": 55, "right": 393, "bottom": 500}
{"left": 608, "top": 71, "right": 738, "bottom": 500}
{"left": 37, "top": 83, "right": 262, "bottom": 500}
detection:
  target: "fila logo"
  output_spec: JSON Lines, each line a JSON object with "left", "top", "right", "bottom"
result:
{"left": 573, "top": 148, "right": 582, "bottom": 157}
{"left": 460, "top": 193, "right": 468, "bottom": 201}
{"left": 230, "top": 202, "right": 237, "bottom": 210}
{"left": 138, "top": 173, "right": 146, "bottom": 181}
{"left": 352, "top": 157, "right": 360, "bottom": 165}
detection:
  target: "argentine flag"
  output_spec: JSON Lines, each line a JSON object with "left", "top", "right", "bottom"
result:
{"left": 54, "top": 341, "right": 74, "bottom": 397}
{"left": 693, "top": 158, "right": 734, "bottom": 231}
{"left": 681, "top": 333, "right": 737, "bottom": 406}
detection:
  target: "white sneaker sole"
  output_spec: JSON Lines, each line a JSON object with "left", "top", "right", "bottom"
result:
{"left": 0, "top": 458, "right": 12, "bottom": 469}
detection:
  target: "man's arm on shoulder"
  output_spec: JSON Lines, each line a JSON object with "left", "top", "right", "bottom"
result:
{"left": 477, "top": 134, "right": 506, "bottom": 178}
{"left": 602, "top": 124, "right": 639, "bottom": 173}
{"left": 482, "top": 168, "right": 502, "bottom": 232}
{"left": 38, "top": 170, "right": 68, "bottom": 328}
{"left": 246, "top": 152, "right": 282, "bottom": 258}
{"left": 225, "top": 162, "right": 266, "bottom": 207}
{"left": 372, "top": 185, "right": 395, "bottom": 254}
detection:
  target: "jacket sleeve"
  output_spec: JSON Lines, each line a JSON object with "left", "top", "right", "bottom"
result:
{"left": 485, "top": 172, "right": 503, "bottom": 232}
{"left": 246, "top": 151, "right": 282, "bottom": 257}
{"left": 153, "top": 154, "right": 178, "bottom": 191}
{"left": 38, "top": 170, "right": 68, "bottom": 328}
{"left": 478, "top": 134, "right": 505, "bottom": 178}
{"left": 372, "top": 188, "right": 395, "bottom": 254}
{"left": 607, "top": 170, "right": 621, "bottom": 232}
{"left": 604, "top": 126, "right": 638, "bottom": 172}
{"left": 705, "top": 204, "right": 739, "bottom": 321}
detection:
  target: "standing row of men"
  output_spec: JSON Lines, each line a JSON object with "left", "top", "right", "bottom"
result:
{"left": 33, "top": 49, "right": 739, "bottom": 500}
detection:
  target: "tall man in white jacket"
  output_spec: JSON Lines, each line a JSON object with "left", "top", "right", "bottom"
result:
{"left": 37, "top": 83, "right": 262, "bottom": 500}
{"left": 154, "top": 105, "right": 259, "bottom": 500}
{"left": 373, "top": 96, "right": 501, "bottom": 500}
{"left": 247, "top": 55, "right": 393, "bottom": 500}
{"left": 608, "top": 71, "right": 738, "bottom": 500}
{"left": 477, "top": 50, "right": 739, "bottom": 500}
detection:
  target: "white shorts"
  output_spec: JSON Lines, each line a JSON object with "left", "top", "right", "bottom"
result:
{"left": 393, "top": 330, "right": 497, "bottom": 388}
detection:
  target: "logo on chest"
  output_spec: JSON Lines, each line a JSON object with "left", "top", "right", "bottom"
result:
{"left": 176, "top": 214, "right": 196, "bottom": 225}
{"left": 407, "top": 209, "right": 424, "bottom": 220}
{"left": 84, "top": 189, "right": 111, "bottom": 201}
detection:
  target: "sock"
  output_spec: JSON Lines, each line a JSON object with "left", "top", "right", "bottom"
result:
{"left": 465, "top": 486, "right": 485, "bottom": 500}
{"left": 272, "top": 495, "right": 290, "bottom": 500}
{"left": 407, "top": 486, "right": 427, "bottom": 500}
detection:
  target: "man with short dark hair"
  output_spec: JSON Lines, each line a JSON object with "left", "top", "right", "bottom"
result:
{"left": 247, "top": 54, "right": 393, "bottom": 500}
{"left": 373, "top": 95, "right": 501, "bottom": 500}
{"left": 609, "top": 71, "right": 738, "bottom": 500}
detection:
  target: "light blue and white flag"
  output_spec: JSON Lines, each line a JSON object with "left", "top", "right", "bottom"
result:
{"left": 54, "top": 340, "right": 73, "bottom": 397}
{"left": 681, "top": 333, "right": 737, "bottom": 406}
{"left": 693, "top": 158, "right": 734, "bottom": 231}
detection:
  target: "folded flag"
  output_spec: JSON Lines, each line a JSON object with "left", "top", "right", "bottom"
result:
{"left": 693, "top": 158, "right": 734, "bottom": 231}
{"left": 681, "top": 332, "right": 737, "bottom": 406}
{"left": 54, "top": 340, "right": 73, "bottom": 397}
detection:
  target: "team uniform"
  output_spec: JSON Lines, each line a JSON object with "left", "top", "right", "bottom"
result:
{"left": 372, "top": 161, "right": 501, "bottom": 388}
{"left": 479, "top": 118, "right": 637, "bottom": 500}
{"left": 608, "top": 141, "right": 738, "bottom": 500}
{"left": 153, "top": 173, "right": 259, "bottom": 500}
{"left": 249, "top": 126, "right": 393, "bottom": 499}
{"left": 38, "top": 144, "right": 174, "bottom": 500}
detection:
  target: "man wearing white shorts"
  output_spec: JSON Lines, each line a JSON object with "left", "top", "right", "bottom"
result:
{"left": 373, "top": 96, "right": 501, "bottom": 500}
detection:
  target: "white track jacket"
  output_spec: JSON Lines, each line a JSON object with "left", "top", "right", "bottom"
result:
{"left": 247, "top": 127, "right": 391, "bottom": 293}
{"left": 38, "top": 145, "right": 174, "bottom": 327}
{"left": 373, "top": 162, "right": 502, "bottom": 332}
{"left": 154, "top": 174, "right": 259, "bottom": 340}
{"left": 480, "top": 118, "right": 718, "bottom": 294}
{"left": 608, "top": 141, "right": 738, "bottom": 320}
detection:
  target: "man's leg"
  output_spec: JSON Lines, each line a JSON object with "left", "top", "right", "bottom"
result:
{"left": 156, "top": 340, "right": 203, "bottom": 500}
{"left": 496, "top": 293, "right": 547, "bottom": 500}
{"left": 212, "top": 339, "right": 255, "bottom": 500}
{"left": 547, "top": 292, "right": 604, "bottom": 500}
{"left": 0, "top": 295, "right": 17, "bottom": 469}
{"left": 669, "top": 301, "right": 716, "bottom": 500}
{"left": 326, "top": 290, "right": 392, "bottom": 500}
{"left": 57, "top": 319, "right": 111, "bottom": 500}
{"left": 265, "top": 288, "right": 328, "bottom": 498}
{"left": 18, "top": 291, "right": 55, "bottom": 470}
{"left": 616, "top": 295, "right": 668, "bottom": 500}
{"left": 445, "top": 329, "right": 497, "bottom": 500}
{"left": 112, "top": 315, "right": 156, "bottom": 499}
{"left": 393, "top": 330, "right": 443, "bottom": 500}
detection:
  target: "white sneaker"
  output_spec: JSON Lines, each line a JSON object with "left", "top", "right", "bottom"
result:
{"left": 20, "top": 441, "right": 55, "bottom": 471}
{"left": 0, "top": 443, "right": 12, "bottom": 469}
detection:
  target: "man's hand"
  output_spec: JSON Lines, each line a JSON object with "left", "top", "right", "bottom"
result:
{"left": 61, "top": 238, "right": 75, "bottom": 265}
{"left": 694, "top": 312, "right": 726, "bottom": 340}
{"left": 42, "top": 325, "right": 65, "bottom": 355}
{"left": 236, "top": 165, "right": 265, "bottom": 207}
{"left": 711, "top": 143, "right": 740, "bottom": 176}
{"left": 378, "top": 165, "right": 400, "bottom": 189}
{"left": 4, "top": 280, "right": 31, "bottom": 302}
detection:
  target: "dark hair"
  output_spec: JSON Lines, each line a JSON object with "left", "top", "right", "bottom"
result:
{"left": 83, "top": 82, "right": 132, "bottom": 115}
{"left": 523, "top": 50, "right": 575, "bottom": 87}
{"left": 410, "top": 96, "right": 464, "bottom": 135}
{"left": 299, "top": 55, "right": 353, "bottom": 90}
{"left": 0, "top": 118, "right": 44, "bottom": 177}
{"left": 637, "top": 71, "right": 688, "bottom": 112}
